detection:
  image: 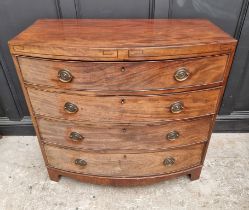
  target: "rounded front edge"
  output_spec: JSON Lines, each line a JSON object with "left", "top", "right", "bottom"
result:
{"left": 47, "top": 166, "right": 202, "bottom": 186}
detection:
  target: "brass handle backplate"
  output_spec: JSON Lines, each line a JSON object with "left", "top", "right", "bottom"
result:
{"left": 69, "top": 132, "right": 84, "bottom": 141}
{"left": 170, "top": 101, "right": 184, "bottom": 113}
{"left": 166, "top": 131, "right": 180, "bottom": 141}
{"left": 64, "top": 102, "right": 78, "bottom": 113}
{"left": 174, "top": 68, "right": 190, "bottom": 82}
{"left": 74, "top": 159, "right": 87, "bottom": 166}
{"left": 58, "top": 69, "right": 73, "bottom": 83}
{"left": 163, "top": 157, "right": 176, "bottom": 166}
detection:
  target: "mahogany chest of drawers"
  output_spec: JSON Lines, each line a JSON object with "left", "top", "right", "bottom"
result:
{"left": 9, "top": 19, "right": 236, "bottom": 186}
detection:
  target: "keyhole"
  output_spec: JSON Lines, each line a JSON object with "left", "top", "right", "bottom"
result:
{"left": 121, "top": 99, "right": 126, "bottom": 104}
{"left": 122, "top": 128, "right": 127, "bottom": 133}
{"left": 121, "top": 67, "right": 126, "bottom": 72}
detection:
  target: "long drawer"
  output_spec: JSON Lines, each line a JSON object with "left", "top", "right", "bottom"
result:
{"left": 44, "top": 143, "right": 204, "bottom": 177}
{"left": 38, "top": 116, "right": 212, "bottom": 152}
{"left": 19, "top": 55, "right": 227, "bottom": 91}
{"left": 28, "top": 87, "right": 221, "bottom": 123}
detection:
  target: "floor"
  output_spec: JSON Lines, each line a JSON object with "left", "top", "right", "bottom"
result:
{"left": 0, "top": 134, "right": 248, "bottom": 210}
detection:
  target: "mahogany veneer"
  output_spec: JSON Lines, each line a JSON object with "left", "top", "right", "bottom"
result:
{"left": 37, "top": 116, "right": 213, "bottom": 152}
{"left": 18, "top": 55, "right": 227, "bottom": 91}
{"left": 9, "top": 19, "right": 237, "bottom": 186}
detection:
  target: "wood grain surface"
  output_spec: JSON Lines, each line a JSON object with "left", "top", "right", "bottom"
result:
{"left": 38, "top": 116, "right": 213, "bottom": 152}
{"left": 47, "top": 165, "right": 203, "bottom": 186}
{"left": 18, "top": 55, "right": 228, "bottom": 91}
{"left": 28, "top": 87, "right": 221, "bottom": 123}
{"left": 9, "top": 19, "right": 237, "bottom": 61}
{"left": 44, "top": 143, "right": 204, "bottom": 177}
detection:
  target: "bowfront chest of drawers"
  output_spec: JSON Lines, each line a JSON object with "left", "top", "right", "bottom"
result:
{"left": 9, "top": 19, "right": 236, "bottom": 186}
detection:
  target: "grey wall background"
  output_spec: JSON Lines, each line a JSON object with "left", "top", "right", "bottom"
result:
{"left": 0, "top": 0, "right": 249, "bottom": 135}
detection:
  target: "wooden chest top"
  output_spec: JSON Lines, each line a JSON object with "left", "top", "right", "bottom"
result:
{"left": 9, "top": 19, "right": 236, "bottom": 61}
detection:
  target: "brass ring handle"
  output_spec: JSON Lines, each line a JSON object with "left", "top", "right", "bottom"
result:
{"left": 174, "top": 68, "right": 190, "bottom": 82}
{"left": 64, "top": 102, "right": 78, "bottom": 114}
{"left": 58, "top": 69, "right": 73, "bottom": 83}
{"left": 166, "top": 131, "right": 180, "bottom": 141}
{"left": 74, "top": 159, "right": 87, "bottom": 166}
{"left": 69, "top": 132, "right": 84, "bottom": 141}
{"left": 170, "top": 101, "right": 184, "bottom": 114}
{"left": 163, "top": 157, "right": 175, "bottom": 166}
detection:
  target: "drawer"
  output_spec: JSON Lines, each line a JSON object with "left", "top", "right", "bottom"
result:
{"left": 19, "top": 55, "right": 227, "bottom": 91}
{"left": 28, "top": 87, "right": 221, "bottom": 123}
{"left": 44, "top": 143, "right": 204, "bottom": 177}
{"left": 38, "top": 116, "right": 212, "bottom": 152}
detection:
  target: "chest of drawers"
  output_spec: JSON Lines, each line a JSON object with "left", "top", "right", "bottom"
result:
{"left": 9, "top": 19, "right": 236, "bottom": 186}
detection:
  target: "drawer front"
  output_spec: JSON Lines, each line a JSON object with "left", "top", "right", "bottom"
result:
{"left": 44, "top": 144, "right": 204, "bottom": 177}
{"left": 19, "top": 55, "right": 227, "bottom": 91}
{"left": 28, "top": 87, "right": 220, "bottom": 123}
{"left": 38, "top": 116, "right": 212, "bottom": 152}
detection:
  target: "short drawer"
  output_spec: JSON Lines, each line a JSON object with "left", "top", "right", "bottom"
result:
{"left": 19, "top": 55, "right": 227, "bottom": 91}
{"left": 28, "top": 87, "right": 221, "bottom": 123}
{"left": 44, "top": 143, "right": 204, "bottom": 177}
{"left": 38, "top": 116, "right": 212, "bottom": 152}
